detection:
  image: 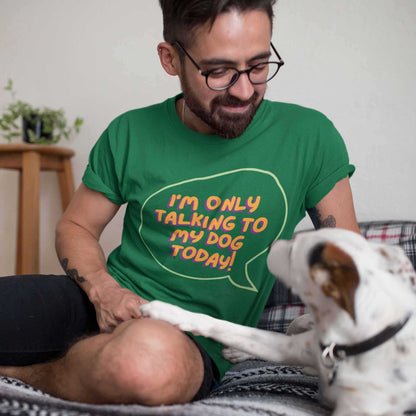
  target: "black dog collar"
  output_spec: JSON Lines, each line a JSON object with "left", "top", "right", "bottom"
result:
{"left": 320, "top": 313, "right": 411, "bottom": 366}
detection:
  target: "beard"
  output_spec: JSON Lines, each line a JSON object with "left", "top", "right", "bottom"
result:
{"left": 181, "top": 76, "right": 263, "bottom": 140}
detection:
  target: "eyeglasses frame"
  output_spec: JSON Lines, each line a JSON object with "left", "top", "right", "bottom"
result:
{"left": 173, "top": 40, "right": 284, "bottom": 91}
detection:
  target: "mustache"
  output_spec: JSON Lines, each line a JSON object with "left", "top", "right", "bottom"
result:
{"left": 213, "top": 92, "right": 259, "bottom": 108}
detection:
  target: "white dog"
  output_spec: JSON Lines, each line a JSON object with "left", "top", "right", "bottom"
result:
{"left": 141, "top": 228, "right": 416, "bottom": 415}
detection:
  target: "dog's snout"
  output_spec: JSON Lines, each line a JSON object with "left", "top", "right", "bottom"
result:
{"left": 308, "top": 243, "right": 325, "bottom": 267}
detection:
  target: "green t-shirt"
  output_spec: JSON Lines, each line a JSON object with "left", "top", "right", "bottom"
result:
{"left": 82, "top": 94, "right": 354, "bottom": 378}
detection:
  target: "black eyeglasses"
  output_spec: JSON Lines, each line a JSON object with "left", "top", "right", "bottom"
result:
{"left": 173, "top": 41, "right": 284, "bottom": 91}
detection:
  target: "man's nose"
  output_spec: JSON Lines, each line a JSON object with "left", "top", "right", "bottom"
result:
{"left": 227, "top": 72, "right": 255, "bottom": 101}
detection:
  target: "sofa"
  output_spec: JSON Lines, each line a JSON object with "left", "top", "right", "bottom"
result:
{"left": 0, "top": 220, "right": 415, "bottom": 415}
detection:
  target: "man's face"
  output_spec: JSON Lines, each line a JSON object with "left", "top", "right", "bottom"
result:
{"left": 178, "top": 10, "right": 272, "bottom": 139}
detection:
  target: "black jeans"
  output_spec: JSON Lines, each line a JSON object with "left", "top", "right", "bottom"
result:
{"left": 0, "top": 274, "right": 99, "bottom": 366}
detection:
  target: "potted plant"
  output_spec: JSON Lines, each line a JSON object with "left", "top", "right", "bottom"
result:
{"left": 0, "top": 79, "right": 83, "bottom": 144}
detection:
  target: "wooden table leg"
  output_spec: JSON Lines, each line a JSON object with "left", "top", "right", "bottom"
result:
{"left": 15, "top": 172, "right": 23, "bottom": 274}
{"left": 57, "top": 157, "right": 75, "bottom": 210}
{"left": 16, "top": 151, "right": 41, "bottom": 275}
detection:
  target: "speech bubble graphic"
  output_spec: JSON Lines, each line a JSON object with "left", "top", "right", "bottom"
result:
{"left": 138, "top": 169, "right": 287, "bottom": 292}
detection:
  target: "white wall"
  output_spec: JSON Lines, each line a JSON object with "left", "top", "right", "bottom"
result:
{"left": 0, "top": 0, "right": 415, "bottom": 275}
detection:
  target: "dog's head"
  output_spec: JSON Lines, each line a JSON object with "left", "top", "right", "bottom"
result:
{"left": 267, "top": 228, "right": 416, "bottom": 324}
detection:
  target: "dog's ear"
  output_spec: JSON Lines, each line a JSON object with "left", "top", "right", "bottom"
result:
{"left": 310, "top": 242, "right": 359, "bottom": 322}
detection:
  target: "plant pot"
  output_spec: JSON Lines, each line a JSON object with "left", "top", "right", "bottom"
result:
{"left": 22, "top": 115, "right": 53, "bottom": 143}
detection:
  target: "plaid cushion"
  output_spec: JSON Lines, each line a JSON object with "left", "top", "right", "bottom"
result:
{"left": 359, "top": 220, "right": 416, "bottom": 269}
{"left": 259, "top": 282, "right": 305, "bottom": 333}
{"left": 258, "top": 220, "right": 416, "bottom": 333}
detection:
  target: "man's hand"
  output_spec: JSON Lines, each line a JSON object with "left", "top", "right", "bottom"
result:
{"left": 91, "top": 283, "right": 148, "bottom": 333}
{"left": 56, "top": 185, "right": 149, "bottom": 333}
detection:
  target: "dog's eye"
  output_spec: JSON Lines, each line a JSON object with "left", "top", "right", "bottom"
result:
{"left": 308, "top": 243, "right": 325, "bottom": 267}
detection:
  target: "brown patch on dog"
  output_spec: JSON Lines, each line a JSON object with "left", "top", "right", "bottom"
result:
{"left": 379, "top": 248, "right": 389, "bottom": 259}
{"left": 310, "top": 243, "right": 359, "bottom": 322}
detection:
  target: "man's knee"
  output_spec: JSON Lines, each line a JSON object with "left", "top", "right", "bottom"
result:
{"left": 94, "top": 318, "right": 204, "bottom": 405}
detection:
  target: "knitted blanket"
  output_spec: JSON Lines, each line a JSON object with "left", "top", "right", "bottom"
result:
{"left": 0, "top": 362, "right": 330, "bottom": 415}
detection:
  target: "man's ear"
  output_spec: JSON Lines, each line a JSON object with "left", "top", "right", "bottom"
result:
{"left": 158, "top": 42, "right": 180, "bottom": 76}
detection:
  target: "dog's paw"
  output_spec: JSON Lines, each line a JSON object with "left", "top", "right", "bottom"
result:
{"left": 301, "top": 366, "right": 319, "bottom": 376}
{"left": 286, "top": 314, "right": 315, "bottom": 335}
{"left": 222, "top": 347, "right": 255, "bottom": 363}
{"left": 140, "top": 301, "right": 201, "bottom": 334}
{"left": 140, "top": 300, "right": 173, "bottom": 319}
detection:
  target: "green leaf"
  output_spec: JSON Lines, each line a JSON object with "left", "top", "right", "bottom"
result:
{"left": 1, "top": 79, "right": 84, "bottom": 144}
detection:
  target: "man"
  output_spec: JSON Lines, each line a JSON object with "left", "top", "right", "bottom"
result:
{"left": 0, "top": 0, "right": 360, "bottom": 406}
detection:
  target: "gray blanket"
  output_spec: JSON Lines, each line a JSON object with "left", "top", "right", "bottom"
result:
{"left": 0, "top": 362, "right": 331, "bottom": 415}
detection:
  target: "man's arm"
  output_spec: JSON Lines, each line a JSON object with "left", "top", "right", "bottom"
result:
{"left": 307, "top": 177, "right": 361, "bottom": 233}
{"left": 55, "top": 183, "right": 147, "bottom": 332}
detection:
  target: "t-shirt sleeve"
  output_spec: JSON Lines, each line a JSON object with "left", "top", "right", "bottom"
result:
{"left": 304, "top": 116, "right": 355, "bottom": 209}
{"left": 82, "top": 127, "right": 125, "bottom": 205}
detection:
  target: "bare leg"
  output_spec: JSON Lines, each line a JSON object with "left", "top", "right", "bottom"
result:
{"left": 0, "top": 318, "right": 204, "bottom": 405}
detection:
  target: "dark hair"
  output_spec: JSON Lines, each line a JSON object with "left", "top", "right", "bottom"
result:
{"left": 159, "top": 0, "right": 277, "bottom": 47}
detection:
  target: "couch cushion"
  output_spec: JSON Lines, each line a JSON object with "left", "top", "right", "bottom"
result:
{"left": 359, "top": 220, "right": 416, "bottom": 268}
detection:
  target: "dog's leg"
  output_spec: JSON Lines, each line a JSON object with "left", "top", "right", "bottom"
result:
{"left": 140, "top": 301, "right": 317, "bottom": 367}
{"left": 223, "top": 314, "right": 316, "bottom": 364}
{"left": 286, "top": 314, "right": 315, "bottom": 335}
{"left": 221, "top": 347, "right": 257, "bottom": 363}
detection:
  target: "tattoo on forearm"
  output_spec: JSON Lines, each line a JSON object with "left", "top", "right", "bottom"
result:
{"left": 321, "top": 215, "right": 336, "bottom": 228}
{"left": 61, "top": 258, "right": 86, "bottom": 283}
{"left": 307, "top": 207, "right": 337, "bottom": 229}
